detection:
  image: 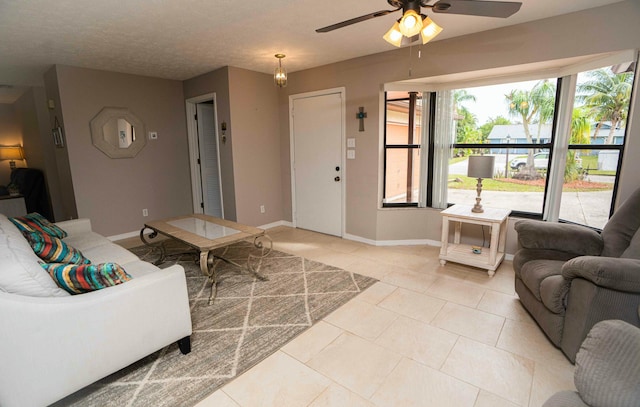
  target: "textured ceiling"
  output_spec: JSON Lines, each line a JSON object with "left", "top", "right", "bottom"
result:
{"left": 0, "top": 0, "right": 625, "bottom": 101}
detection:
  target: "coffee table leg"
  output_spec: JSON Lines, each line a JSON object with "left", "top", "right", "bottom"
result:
{"left": 140, "top": 227, "right": 166, "bottom": 265}
{"left": 200, "top": 235, "right": 273, "bottom": 305}
{"left": 200, "top": 251, "right": 220, "bottom": 305}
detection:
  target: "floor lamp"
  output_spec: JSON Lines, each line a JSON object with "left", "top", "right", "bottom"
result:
{"left": 467, "top": 155, "right": 495, "bottom": 213}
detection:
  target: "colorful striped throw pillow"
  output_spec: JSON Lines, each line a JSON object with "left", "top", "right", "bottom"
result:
{"left": 23, "top": 231, "right": 91, "bottom": 264}
{"left": 9, "top": 212, "right": 67, "bottom": 239}
{"left": 42, "top": 262, "right": 132, "bottom": 294}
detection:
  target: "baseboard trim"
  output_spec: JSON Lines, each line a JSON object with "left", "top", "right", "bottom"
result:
{"left": 110, "top": 220, "right": 515, "bottom": 259}
{"left": 343, "top": 233, "right": 441, "bottom": 248}
{"left": 109, "top": 220, "right": 294, "bottom": 242}
{"left": 259, "top": 220, "right": 294, "bottom": 230}
{"left": 108, "top": 230, "right": 141, "bottom": 242}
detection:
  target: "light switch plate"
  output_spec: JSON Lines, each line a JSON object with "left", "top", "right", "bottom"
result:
{"left": 347, "top": 149, "right": 355, "bottom": 159}
{"left": 347, "top": 138, "right": 356, "bottom": 148}
{"left": 149, "top": 131, "right": 158, "bottom": 140}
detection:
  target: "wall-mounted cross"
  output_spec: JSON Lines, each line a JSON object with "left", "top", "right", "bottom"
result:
{"left": 356, "top": 107, "right": 367, "bottom": 132}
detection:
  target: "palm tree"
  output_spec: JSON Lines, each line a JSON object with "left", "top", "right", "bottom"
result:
{"left": 453, "top": 90, "right": 477, "bottom": 116}
{"left": 571, "top": 107, "right": 591, "bottom": 145}
{"left": 531, "top": 80, "right": 556, "bottom": 143}
{"left": 565, "top": 107, "right": 592, "bottom": 182}
{"left": 577, "top": 69, "right": 633, "bottom": 144}
{"left": 453, "top": 90, "right": 478, "bottom": 152}
{"left": 505, "top": 89, "right": 537, "bottom": 171}
{"left": 505, "top": 81, "right": 557, "bottom": 179}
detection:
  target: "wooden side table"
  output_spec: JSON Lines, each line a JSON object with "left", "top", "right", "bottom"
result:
{"left": 439, "top": 204, "right": 511, "bottom": 276}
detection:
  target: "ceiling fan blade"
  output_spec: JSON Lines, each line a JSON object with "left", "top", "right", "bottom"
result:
{"left": 316, "top": 8, "right": 400, "bottom": 33}
{"left": 430, "top": 0, "right": 522, "bottom": 18}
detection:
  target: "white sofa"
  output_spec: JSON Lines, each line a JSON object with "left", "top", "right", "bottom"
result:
{"left": 0, "top": 214, "right": 193, "bottom": 407}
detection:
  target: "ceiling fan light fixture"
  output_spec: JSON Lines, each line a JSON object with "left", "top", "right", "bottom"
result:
{"left": 274, "top": 54, "right": 287, "bottom": 88}
{"left": 383, "top": 22, "right": 403, "bottom": 47}
{"left": 420, "top": 16, "right": 443, "bottom": 44}
{"left": 398, "top": 9, "right": 423, "bottom": 37}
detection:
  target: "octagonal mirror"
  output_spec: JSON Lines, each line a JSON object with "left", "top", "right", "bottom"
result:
{"left": 90, "top": 107, "right": 147, "bottom": 158}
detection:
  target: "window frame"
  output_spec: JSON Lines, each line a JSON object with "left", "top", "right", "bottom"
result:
{"left": 382, "top": 92, "right": 423, "bottom": 207}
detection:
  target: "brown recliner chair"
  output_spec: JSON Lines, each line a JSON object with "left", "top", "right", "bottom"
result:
{"left": 513, "top": 187, "right": 640, "bottom": 362}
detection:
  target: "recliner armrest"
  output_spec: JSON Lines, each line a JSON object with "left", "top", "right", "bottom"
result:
{"left": 515, "top": 220, "right": 603, "bottom": 256}
{"left": 562, "top": 256, "right": 640, "bottom": 293}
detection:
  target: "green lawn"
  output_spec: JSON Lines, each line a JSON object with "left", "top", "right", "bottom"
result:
{"left": 580, "top": 155, "right": 616, "bottom": 176}
{"left": 448, "top": 175, "right": 613, "bottom": 192}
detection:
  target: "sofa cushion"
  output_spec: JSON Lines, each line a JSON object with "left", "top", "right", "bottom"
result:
{"left": 63, "top": 231, "right": 116, "bottom": 252}
{"left": 513, "top": 249, "right": 577, "bottom": 278}
{"left": 81, "top": 243, "right": 140, "bottom": 265}
{"left": 42, "top": 262, "right": 132, "bottom": 294}
{"left": 119, "top": 260, "right": 160, "bottom": 278}
{"left": 23, "top": 231, "right": 91, "bottom": 265}
{"left": 520, "top": 259, "right": 565, "bottom": 301}
{"left": 9, "top": 213, "right": 67, "bottom": 239}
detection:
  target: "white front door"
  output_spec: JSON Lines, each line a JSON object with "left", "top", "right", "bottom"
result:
{"left": 291, "top": 90, "right": 344, "bottom": 236}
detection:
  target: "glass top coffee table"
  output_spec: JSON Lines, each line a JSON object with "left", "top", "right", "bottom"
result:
{"left": 140, "top": 214, "right": 272, "bottom": 304}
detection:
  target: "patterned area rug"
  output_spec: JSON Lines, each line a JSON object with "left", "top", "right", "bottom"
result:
{"left": 54, "top": 241, "right": 377, "bottom": 407}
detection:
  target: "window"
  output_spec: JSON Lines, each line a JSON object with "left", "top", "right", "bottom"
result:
{"left": 444, "top": 78, "right": 558, "bottom": 216}
{"left": 382, "top": 57, "right": 635, "bottom": 229}
{"left": 383, "top": 91, "right": 423, "bottom": 205}
{"left": 558, "top": 68, "right": 632, "bottom": 228}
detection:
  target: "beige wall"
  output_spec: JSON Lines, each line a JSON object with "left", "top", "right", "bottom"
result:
{"left": 278, "top": 0, "right": 640, "bottom": 253}
{"left": 44, "top": 66, "right": 78, "bottom": 221}
{"left": 227, "top": 67, "right": 282, "bottom": 226}
{"left": 51, "top": 65, "right": 192, "bottom": 236}
{"left": 0, "top": 103, "right": 22, "bottom": 183}
{"left": 183, "top": 66, "right": 282, "bottom": 227}
{"left": 183, "top": 66, "right": 237, "bottom": 221}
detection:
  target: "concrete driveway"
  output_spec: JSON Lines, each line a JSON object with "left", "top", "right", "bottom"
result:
{"left": 448, "top": 155, "right": 614, "bottom": 229}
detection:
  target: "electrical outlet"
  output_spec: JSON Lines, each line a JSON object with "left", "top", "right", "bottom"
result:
{"left": 142, "top": 208, "right": 148, "bottom": 217}
{"left": 260, "top": 205, "right": 265, "bottom": 214}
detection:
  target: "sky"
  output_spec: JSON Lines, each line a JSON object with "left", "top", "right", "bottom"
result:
{"left": 457, "top": 80, "right": 541, "bottom": 125}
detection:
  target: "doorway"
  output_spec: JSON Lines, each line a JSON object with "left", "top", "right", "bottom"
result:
{"left": 186, "top": 94, "right": 224, "bottom": 218}
{"left": 290, "top": 88, "right": 345, "bottom": 236}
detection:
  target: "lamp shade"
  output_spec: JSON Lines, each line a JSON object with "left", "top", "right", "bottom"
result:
{"left": 398, "top": 10, "right": 423, "bottom": 37}
{"left": 420, "top": 17, "right": 443, "bottom": 44}
{"left": 0, "top": 146, "right": 24, "bottom": 161}
{"left": 467, "top": 155, "right": 495, "bottom": 179}
{"left": 383, "top": 22, "right": 403, "bottom": 47}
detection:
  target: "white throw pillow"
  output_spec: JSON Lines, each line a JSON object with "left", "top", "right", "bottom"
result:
{"left": 0, "top": 216, "right": 69, "bottom": 297}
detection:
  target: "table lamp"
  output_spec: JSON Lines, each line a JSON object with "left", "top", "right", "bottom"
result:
{"left": 0, "top": 146, "right": 25, "bottom": 170}
{"left": 467, "top": 155, "right": 495, "bottom": 213}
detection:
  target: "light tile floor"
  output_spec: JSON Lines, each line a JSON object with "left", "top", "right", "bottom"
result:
{"left": 195, "top": 226, "right": 576, "bottom": 407}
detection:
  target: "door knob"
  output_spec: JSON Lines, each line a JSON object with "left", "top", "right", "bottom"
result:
{"left": 334, "top": 176, "right": 341, "bottom": 182}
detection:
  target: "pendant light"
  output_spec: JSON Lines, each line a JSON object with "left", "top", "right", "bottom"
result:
{"left": 274, "top": 54, "right": 287, "bottom": 88}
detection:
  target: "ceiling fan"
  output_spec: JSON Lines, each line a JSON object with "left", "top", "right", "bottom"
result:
{"left": 316, "top": 0, "right": 522, "bottom": 47}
